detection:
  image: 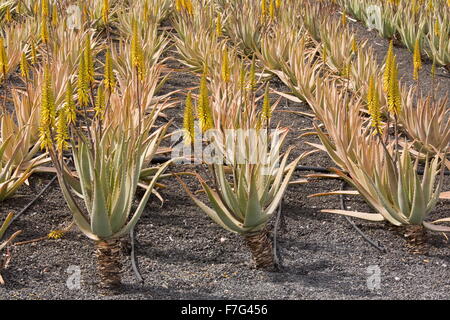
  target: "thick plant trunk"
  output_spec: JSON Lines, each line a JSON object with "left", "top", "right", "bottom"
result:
{"left": 244, "top": 230, "right": 276, "bottom": 271}
{"left": 403, "top": 224, "right": 428, "bottom": 255}
{"left": 95, "top": 239, "right": 122, "bottom": 290}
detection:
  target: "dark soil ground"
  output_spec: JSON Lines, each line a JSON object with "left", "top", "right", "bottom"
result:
{"left": 0, "top": 12, "right": 450, "bottom": 300}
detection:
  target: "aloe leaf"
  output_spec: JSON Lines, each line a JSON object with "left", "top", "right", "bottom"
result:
{"left": 90, "top": 168, "right": 113, "bottom": 239}
{"left": 243, "top": 175, "right": 266, "bottom": 230}
{"left": 408, "top": 173, "right": 427, "bottom": 225}
{"left": 215, "top": 164, "right": 244, "bottom": 219}
{"left": 322, "top": 209, "right": 385, "bottom": 221}
{"left": 115, "top": 160, "right": 173, "bottom": 238}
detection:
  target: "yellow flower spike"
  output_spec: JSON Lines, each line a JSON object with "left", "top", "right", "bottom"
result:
{"left": 144, "top": 0, "right": 149, "bottom": 18}
{"left": 413, "top": 38, "right": 422, "bottom": 81}
{"left": 256, "top": 117, "right": 262, "bottom": 131}
{"left": 426, "top": 0, "right": 433, "bottom": 13}
{"left": 41, "top": 0, "right": 49, "bottom": 17}
{"left": 5, "top": 7, "right": 11, "bottom": 22}
{"left": 383, "top": 41, "right": 394, "bottom": 92}
{"left": 216, "top": 15, "right": 222, "bottom": 37}
{"left": 197, "top": 72, "right": 213, "bottom": 133}
{"left": 352, "top": 38, "right": 358, "bottom": 54}
{"left": 322, "top": 46, "right": 328, "bottom": 63}
{"left": 434, "top": 19, "right": 440, "bottom": 37}
{"left": 412, "top": 0, "right": 418, "bottom": 14}
{"left": 81, "top": 3, "right": 88, "bottom": 25}
{"left": 131, "top": 19, "right": 145, "bottom": 80}
{"left": 51, "top": 4, "right": 58, "bottom": 27}
{"left": 341, "top": 62, "right": 351, "bottom": 79}
{"left": 40, "top": 18, "right": 49, "bottom": 44}
{"left": 56, "top": 105, "right": 69, "bottom": 152}
{"left": 39, "top": 67, "right": 56, "bottom": 150}
{"left": 84, "top": 36, "right": 95, "bottom": 84}
{"left": 183, "top": 91, "right": 195, "bottom": 145}
{"left": 0, "top": 38, "right": 7, "bottom": 77}
{"left": 221, "top": 48, "right": 230, "bottom": 83}
{"left": 104, "top": 49, "right": 116, "bottom": 91}
{"left": 431, "top": 58, "right": 436, "bottom": 79}
{"left": 20, "top": 52, "right": 29, "bottom": 79}
{"left": 367, "top": 75, "right": 382, "bottom": 134}
{"left": 31, "top": 41, "right": 37, "bottom": 65}
{"left": 276, "top": 0, "right": 281, "bottom": 8}
{"left": 262, "top": 83, "right": 272, "bottom": 121}
{"left": 47, "top": 230, "right": 65, "bottom": 240}
{"left": 387, "top": 55, "right": 401, "bottom": 115}
{"left": 77, "top": 55, "right": 89, "bottom": 107}
{"left": 175, "top": 0, "right": 182, "bottom": 12}
{"left": 187, "top": 0, "right": 194, "bottom": 15}
{"left": 94, "top": 85, "right": 105, "bottom": 118}
{"left": 65, "top": 81, "right": 76, "bottom": 125}
{"left": 239, "top": 63, "right": 246, "bottom": 91}
{"left": 261, "top": 0, "right": 267, "bottom": 22}
{"left": 249, "top": 56, "right": 256, "bottom": 91}
{"left": 341, "top": 10, "right": 347, "bottom": 26}
{"left": 102, "top": 0, "right": 109, "bottom": 25}
{"left": 34, "top": 2, "right": 39, "bottom": 16}
{"left": 269, "top": 0, "right": 275, "bottom": 20}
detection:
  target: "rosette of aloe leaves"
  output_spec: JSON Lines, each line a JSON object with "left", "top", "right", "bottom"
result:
{"left": 178, "top": 68, "right": 311, "bottom": 270}
{"left": 39, "top": 28, "right": 173, "bottom": 288}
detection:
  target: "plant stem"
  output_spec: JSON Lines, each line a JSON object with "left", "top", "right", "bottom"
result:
{"left": 244, "top": 229, "right": 276, "bottom": 271}
{"left": 96, "top": 239, "right": 122, "bottom": 290}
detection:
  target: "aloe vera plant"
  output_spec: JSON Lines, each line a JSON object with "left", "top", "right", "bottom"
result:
{"left": 178, "top": 72, "right": 310, "bottom": 270}
{"left": 0, "top": 111, "right": 49, "bottom": 201}
{"left": 309, "top": 84, "right": 450, "bottom": 234}
{"left": 43, "top": 33, "right": 173, "bottom": 288}
{"left": 49, "top": 121, "right": 171, "bottom": 289}
{"left": 180, "top": 129, "right": 306, "bottom": 270}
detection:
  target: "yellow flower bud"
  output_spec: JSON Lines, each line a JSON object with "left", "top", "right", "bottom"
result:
{"left": 56, "top": 104, "right": 69, "bottom": 152}
{"left": 40, "top": 19, "right": 49, "bottom": 44}
{"left": 383, "top": 41, "right": 394, "bottom": 92}
{"left": 31, "top": 41, "right": 38, "bottom": 65}
{"left": 262, "top": 83, "right": 272, "bottom": 122}
{"left": 20, "top": 52, "right": 29, "bottom": 79}
{"left": 52, "top": 4, "right": 58, "bottom": 27}
{"left": 387, "top": 55, "right": 401, "bottom": 115}
{"left": 183, "top": 91, "right": 195, "bottom": 145}
{"left": 197, "top": 72, "right": 213, "bottom": 132}
{"left": 65, "top": 81, "right": 76, "bottom": 124}
{"left": 216, "top": 15, "right": 222, "bottom": 37}
{"left": 221, "top": 48, "right": 230, "bottom": 83}
{"left": 0, "top": 38, "right": 7, "bottom": 77}
{"left": 413, "top": 38, "right": 422, "bottom": 81}
{"left": 94, "top": 85, "right": 106, "bottom": 118}
{"left": 39, "top": 66, "right": 56, "bottom": 150}
{"left": 84, "top": 36, "right": 95, "bottom": 84}
{"left": 367, "top": 75, "right": 382, "bottom": 133}
{"left": 77, "top": 55, "right": 89, "bottom": 107}
{"left": 131, "top": 19, "right": 145, "bottom": 80}
{"left": 41, "top": 0, "right": 49, "bottom": 17}
{"left": 104, "top": 49, "right": 116, "bottom": 91}
{"left": 102, "top": 0, "right": 109, "bottom": 25}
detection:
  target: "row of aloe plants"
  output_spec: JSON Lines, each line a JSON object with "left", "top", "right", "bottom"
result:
{"left": 0, "top": 0, "right": 449, "bottom": 290}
